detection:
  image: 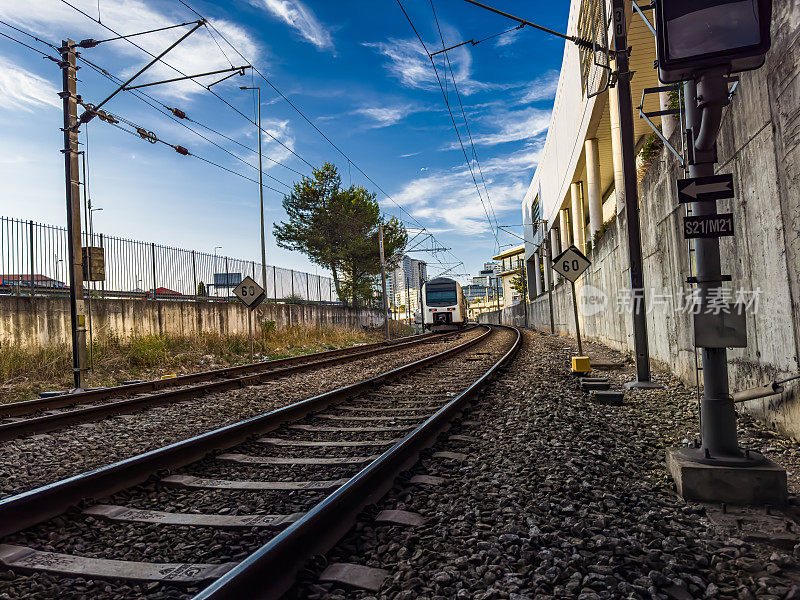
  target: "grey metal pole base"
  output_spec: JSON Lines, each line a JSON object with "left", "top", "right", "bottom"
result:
{"left": 667, "top": 447, "right": 787, "bottom": 506}
{"left": 624, "top": 380, "right": 664, "bottom": 390}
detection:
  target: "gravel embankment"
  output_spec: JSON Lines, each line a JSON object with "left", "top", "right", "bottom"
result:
{"left": 0, "top": 327, "right": 513, "bottom": 600}
{"left": 0, "top": 328, "right": 485, "bottom": 499}
{"left": 291, "top": 329, "right": 800, "bottom": 600}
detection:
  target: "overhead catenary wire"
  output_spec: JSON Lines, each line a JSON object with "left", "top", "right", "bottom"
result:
{"left": 83, "top": 99, "right": 287, "bottom": 194}
{"left": 429, "top": 22, "right": 524, "bottom": 56}
{"left": 0, "top": 25, "right": 60, "bottom": 60}
{"left": 2, "top": 4, "right": 462, "bottom": 278}
{"left": 0, "top": 18, "right": 59, "bottom": 50}
{"left": 57, "top": 0, "right": 315, "bottom": 171}
{"left": 430, "top": 0, "right": 502, "bottom": 246}
{"left": 175, "top": 0, "right": 466, "bottom": 276}
{"left": 76, "top": 54, "right": 295, "bottom": 188}
{"left": 76, "top": 20, "right": 202, "bottom": 47}
{"left": 395, "top": 0, "right": 501, "bottom": 251}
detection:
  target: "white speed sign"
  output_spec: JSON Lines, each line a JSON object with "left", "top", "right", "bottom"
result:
{"left": 552, "top": 245, "right": 591, "bottom": 283}
{"left": 233, "top": 275, "right": 265, "bottom": 308}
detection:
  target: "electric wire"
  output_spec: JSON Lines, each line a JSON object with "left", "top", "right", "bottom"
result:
{"left": 176, "top": 0, "right": 466, "bottom": 277}
{"left": 0, "top": 20, "right": 303, "bottom": 188}
{"left": 75, "top": 94, "right": 286, "bottom": 194}
{"left": 0, "top": 18, "right": 59, "bottom": 50}
{"left": 0, "top": 26, "right": 60, "bottom": 60}
{"left": 3, "top": 4, "right": 461, "bottom": 277}
{"left": 203, "top": 23, "right": 234, "bottom": 68}
{"left": 430, "top": 23, "right": 524, "bottom": 56}
{"left": 85, "top": 20, "right": 202, "bottom": 46}
{"left": 57, "top": 0, "right": 314, "bottom": 171}
{"left": 396, "top": 0, "right": 501, "bottom": 250}
{"left": 3, "top": 17, "right": 301, "bottom": 184}
{"left": 77, "top": 55, "right": 294, "bottom": 188}
{"left": 430, "top": 0, "right": 502, "bottom": 245}
{"left": 109, "top": 118, "right": 284, "bottom": 192}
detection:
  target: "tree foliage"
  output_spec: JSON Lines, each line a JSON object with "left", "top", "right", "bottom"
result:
{"left": 274, "top": 163, "right": 407, "bottom": 307}
{"left": 510, "top": 266, "right": 527, "bottom": 296}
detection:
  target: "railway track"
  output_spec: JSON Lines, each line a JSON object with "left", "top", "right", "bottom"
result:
{"left": 0, "top": 329, "right": 466, "bottom": 442}
{"left": 0, "top": 324, "right": 520, "bottom": 600}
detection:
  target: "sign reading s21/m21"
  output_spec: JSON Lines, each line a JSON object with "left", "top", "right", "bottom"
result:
{"left": 683, "top": 214, "right": 735, "bottom": 239}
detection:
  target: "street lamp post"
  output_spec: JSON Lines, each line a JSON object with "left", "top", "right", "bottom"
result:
{"left": 240, "top": 86, "right": 268, "bottom": 292}
{"left": 89, "top": 206, "right": 102, "bottom": 240}
{"left": 54, "top": 255, "right": 64, "bottom": 286}
{"left": 213, "top": 246, "right": 222, "bottom": 297}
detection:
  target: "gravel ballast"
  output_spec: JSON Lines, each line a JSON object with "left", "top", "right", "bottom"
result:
{"left": 291, "top": 329, "right": 800, "bottom": 600}
{"left": 0, "top": 329, "right": 484, "bottom": 499}
{"left": 0, "top": 327, "right": 515, "bottom": 600}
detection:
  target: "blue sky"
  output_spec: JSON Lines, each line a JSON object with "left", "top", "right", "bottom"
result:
{"left": 0, "top": 0, "right": 568, "bottom": 283}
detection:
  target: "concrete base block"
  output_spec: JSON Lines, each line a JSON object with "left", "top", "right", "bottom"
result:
{"left": 666, "top": 447, "right": 787, "bottom": 506}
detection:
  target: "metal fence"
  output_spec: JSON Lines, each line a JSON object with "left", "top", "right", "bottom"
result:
{"left": 0, "top": 216, "right": 339, "bottom": 303}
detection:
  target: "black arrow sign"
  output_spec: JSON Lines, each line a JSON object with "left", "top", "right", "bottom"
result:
{"left": 676, "top": 174, "right": 734, "bottom": 203}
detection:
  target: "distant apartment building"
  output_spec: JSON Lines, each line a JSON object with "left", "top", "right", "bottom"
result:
{"left": 493, "top": 245, "right": 526, "bottom": 306}
{"left": 388, "top": 255, "right": 427, "bottom": 300}
{"left": 471, "top": 261, "right": 502, "bottom": 293}
{"left": 393, "top": 288, "right": 419, "bottom": 323}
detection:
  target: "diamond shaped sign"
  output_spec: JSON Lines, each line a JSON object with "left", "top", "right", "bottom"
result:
{"left": 233, "top": 276, "right": 265, "bottom": 309}
{"left": 552, "top": 245, "right": 591, "bottom": 283}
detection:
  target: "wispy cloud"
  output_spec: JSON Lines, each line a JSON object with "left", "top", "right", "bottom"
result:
{"left": 352, "top": 104, "right": 418, "bottom": 128}
{"left": 391, "top": 148, "right": 542, "bottom": 235}
{"left": 0, "top": 58, "right": 60, "bottom": 112}
{"left": 0, "top": 0, "right": 260, "bottom": 101}
{"left": 253, "top": 0, "right": 333, "bottom": 50}
{"left": 365, "top": 26, "right": 506, "bottom": 96}
{"left": 443, "top": 107, "right": 551, "bottom": 150}
{"left": 518, "top": 70, "right": 559, "bottom": 104}
{"left": 495, "top": 27, "right": 523, "bottom": 47}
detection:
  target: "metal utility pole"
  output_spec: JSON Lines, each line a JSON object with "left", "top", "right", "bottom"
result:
{"left": 406, "top": 276, "right": 411, "bottom": 325}
{"left": 495, "top": 275, "right": 500, "bottom": 324}
{"left": 571, "top": 279, "right": 583, "bottom": 356}
{"left": 60, "top": 39, "right": 87, "bottom": 390}
{"left": 378, "top": 225, "right": 390, "bottom": 340}
{"left": 684, "top": 75, "right": 740, "bottom": 459}
{"left": 610, "top": 0, "right": 657, "bottom": 388}
{"left": 539, "top": 219, "right": 556, "bottom": 334}
{"left": 520, "top": 256, "right": 529, "bottom": 328}
{"left": 545, "top": 239, "right": 555, "bottom": 334}
{"left": 240, "top": 86, "right": 268, "bottom": 290}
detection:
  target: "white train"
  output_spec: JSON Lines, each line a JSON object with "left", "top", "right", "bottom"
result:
{"left": 421, "top": 277, "right": 468, "bottom": 331}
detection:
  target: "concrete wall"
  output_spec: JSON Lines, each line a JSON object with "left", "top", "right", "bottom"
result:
{"left": 483, "top": 1, "right": 800, "bottom": 437}
{"left": 0, "top": 296, "right": 383, "bottom": 348}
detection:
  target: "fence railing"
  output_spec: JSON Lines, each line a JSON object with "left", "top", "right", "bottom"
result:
{"left": 0, "top": 216, "right": 339, "bottom": 304}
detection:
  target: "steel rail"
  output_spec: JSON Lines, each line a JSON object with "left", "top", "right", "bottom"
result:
{"left": 0, "top": 326, "right": 493, "bottom": 538}
{"left": 0, "top": 329, "right": 473, "bottom": 441}
{"left": 0, "top": 330, "right": 450, "bottom": 419}
{"left": 194, "top": 325, "right": 522, "bottom": 600}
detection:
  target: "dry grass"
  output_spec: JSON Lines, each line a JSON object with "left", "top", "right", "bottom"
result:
{"left": 0, "top": 325, "right": 387, "bottom": 404}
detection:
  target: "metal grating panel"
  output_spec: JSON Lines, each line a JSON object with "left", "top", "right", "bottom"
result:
{"left": 578, "top": 0, "right": 610, "bottom": 98}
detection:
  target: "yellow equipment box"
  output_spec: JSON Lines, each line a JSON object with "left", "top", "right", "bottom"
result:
{"left": 571, "top": 356, "right": 591, "bottom": 374}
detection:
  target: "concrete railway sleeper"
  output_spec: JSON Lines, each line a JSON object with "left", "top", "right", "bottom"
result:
{"left": 0, "top": 325, "right": 520, "bottom": 600}
{"left": 0, "top": 328, "right": 474, "bottom": 442}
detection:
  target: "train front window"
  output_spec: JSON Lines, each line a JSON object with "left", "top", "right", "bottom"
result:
{"left": 426, "top": 286, "right": 457, "bottom": 305}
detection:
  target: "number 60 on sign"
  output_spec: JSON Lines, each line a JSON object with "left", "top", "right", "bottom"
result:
{"left": 552, "top": 245, "right": 592, "bottom": 283}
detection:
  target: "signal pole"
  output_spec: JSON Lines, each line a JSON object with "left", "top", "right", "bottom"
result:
{"left": 378, "top": 225, "right": 390, "bottom": 340}
{"left": 240, "top": 86, "right": 268, "bottom": 290}
{"left": 682, "top": 75, "right": 750, "bottom": 464}
{"left": 60, "top": 39, "right": 87, "bottom": 390}
{"left": 406, "top": 276, "right": 411, "bottom": 325}
{"left": 610, "top": 0, "right": 657, "bottom": 388}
